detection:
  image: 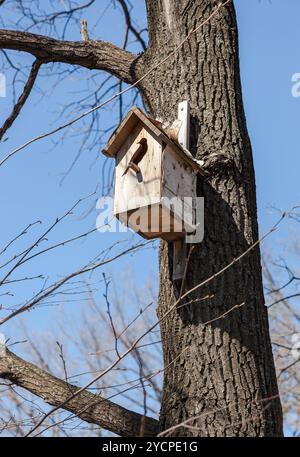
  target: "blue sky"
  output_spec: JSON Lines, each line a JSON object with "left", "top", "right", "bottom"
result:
{"left": 236, "top": 0, "right": 300, "bottom": 227}
{"left": 0, "top": 0, "right": 299, "bottom": 435}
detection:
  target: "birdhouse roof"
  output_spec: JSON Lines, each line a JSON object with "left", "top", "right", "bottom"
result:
{"left": 102, "top": 107, "right": 205, "bottom": 174}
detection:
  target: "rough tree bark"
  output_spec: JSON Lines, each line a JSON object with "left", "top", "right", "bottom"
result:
{"left": 0, "top": 0, "right": 283, "bottom": 437}
{"left": 0, "top": 29, "right": 140, "bottom": 84}
{"left": 139, "top": 0, "right": 283, "bottom": 436}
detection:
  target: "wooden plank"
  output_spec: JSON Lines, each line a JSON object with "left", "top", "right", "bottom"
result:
{"left": 103, "top": 106, "right": 205, "bottom": 175}
{"left": 117, "top": 204, "right": 186, "bottom": 242}
{"left": 114, "top": 126, "right": 162, "bottom": 215}
{"left": 162, "top": 144, "right": 197, "bottom": 200}
{"left": 178, "top": 101, "right": 190, "bottom": 150}
{"left": 103, "top": 107, "right": 169, "bottom": 158}
{"left": 173, "top": 238, "right": 187, "bottom": 281}
{"left": 103, "top": 109, "right": 140, "bottom": 157}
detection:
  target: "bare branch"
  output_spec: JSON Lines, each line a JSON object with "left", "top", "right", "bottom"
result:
{"left": 0, "top": 349, "right": 158, "bottom": 437}
{"left": 0, "top": 220, "right": 41, "bottom": 257}
{"left": 0, "top": 1, "right": 230, "bottom": 168}
{"left": 24, "top": 208, "right": 287, "bottom": 436}
{"left": 0, "top": 59, "right": 42, "bottom": 141}
{"left": 0, "top": 241, "right": 150, "bottom": 325}
{"left": 0, "top": 29, "right": 140, "bottom": 84}
{"left": 117, "top": 0, "right": 147, "bottom": 51}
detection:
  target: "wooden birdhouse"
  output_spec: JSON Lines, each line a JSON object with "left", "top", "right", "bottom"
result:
{"left": 102, "top": 103, "right": 205, "bottom": 244}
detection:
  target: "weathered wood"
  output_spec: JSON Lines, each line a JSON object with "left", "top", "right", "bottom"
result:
{"left": 178, "top": 101, "right": 190, "bottom": 150}
{"left": 109, "top": 104, "right": 202, "bottom": 242}
{"left": 173, "top": 238, "right": 187, "bottom": 280}
{"left": 121, "top": 138, "right": 148, "bottom": 177}
{"left": 112, "top": 122, "right": 199, "bottom": 241}
{"left": 114, "top": 124, "right": 162, "bottom": 215}
{"left": 103, "top": 107, "right": 169, "bottom": 157}
{"left": 162, "top": 144, "right": 196, "bottom": 206}
{"left": 103, "top": 107, "right": 205, "bottom": 174}
{"left": 165, "top": 102, "right": 193, "bottom": 280}
{"left": 118, "top": 203, "right": 189, "bottom": 242}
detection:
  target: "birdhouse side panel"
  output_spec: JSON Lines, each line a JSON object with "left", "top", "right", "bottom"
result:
{"left": 114, "top": 125, "right": 163, "bottom": 215}
{"left": 161, "top": 144, "right": 197, "bottom": 200}
{"left": 161, "top": 145, "right": 197, "bottom": 234}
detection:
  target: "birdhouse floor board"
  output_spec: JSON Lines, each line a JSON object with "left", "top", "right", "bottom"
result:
{"left": 117, "top": 204, "right": 191, "bottom": 242}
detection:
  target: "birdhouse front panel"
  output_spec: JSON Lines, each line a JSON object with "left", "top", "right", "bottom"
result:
{"left": 114, "top": 123, "right": 162, "bottom": 216}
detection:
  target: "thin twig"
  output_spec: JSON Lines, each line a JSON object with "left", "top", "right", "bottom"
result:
{"left": 117, "top": 0, "right": 147, "bottom": 51}
{"left": 0, "top": 240, "right": 149, "bottom": 325}
{"left": 25, "top": 209, "right": 285, "bottom": 437}
{"left": 0, "top": 59, "right": 42, "bottom": 141}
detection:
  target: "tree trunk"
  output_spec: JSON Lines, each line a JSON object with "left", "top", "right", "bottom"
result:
{"left": 139, "top": 0, "right": 283, "bottom": 436}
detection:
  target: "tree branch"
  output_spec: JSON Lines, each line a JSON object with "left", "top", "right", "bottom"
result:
{"left": 117, "top": 0, "right": 147, "bottom": 51}
{"left": 0, "top": 59, "right": 42, "bottom": 141}
{"left": 0, "top": 349, "right": 159, "bottom": 437}
{"left": 0, "top": 29, "right": 141, "bottom": 84}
